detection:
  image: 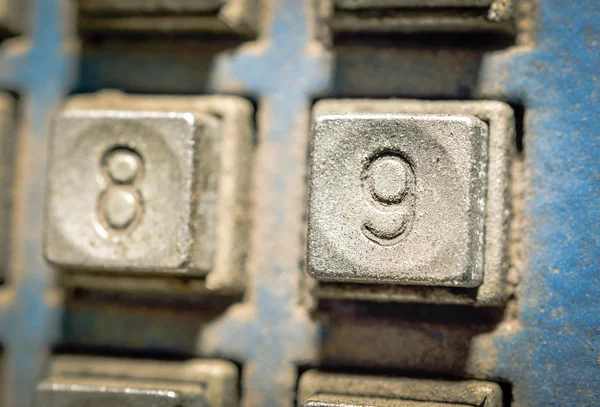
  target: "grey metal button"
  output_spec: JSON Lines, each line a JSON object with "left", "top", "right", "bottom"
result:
{"left": 0, "top": 93, "right": 14, "bottom": 283}
{"left": 316, "top": 0, "right": 514, "bottom": 39}
{"left": 309, "top": 99, "right": 515, "bottom": 305}
{"left": 303, "top": 395, "right": 469, "bottom": 407}
{"left": 297, "top": 370, "right": 503, "bottom": 407}
{"left": 44, "top": 92, "right": 253, "bottom": 292}
{"left": 0, "top": 0, "right": 29, "bottom": 37}
{"left": 35, "top": 356, "right": 239, "bottom": 407}
{"left": 106, "top": 149, "right": 142, "bottom": 184}
{"left": 335, "top": 0, "right": 494, "bottom": 8}
{"left": 77, "top": 0, "right": 258, "bottom": 36}
{"left": 308, "top": 112, "right": 488, "bottom": 288}
{"left": 78, "top": 0, "right": 227, "bottom": 13}
{"left": 36, "top": 382, "right": 187, "bottom": 407}
{"left": 45, "top": 110, "right": 215, "bottom": 272}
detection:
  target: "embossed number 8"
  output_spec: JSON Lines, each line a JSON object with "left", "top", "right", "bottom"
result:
{"left": 97, "top": 147, "right": 145, "bottom": 235}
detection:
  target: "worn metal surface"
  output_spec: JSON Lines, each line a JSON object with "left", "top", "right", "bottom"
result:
{"left": 78, "top": 0, "right": 227, "bottom": 13}
{"left": 36, "top": 383, "right": 204, "bottom": 407}
{"left": 0, "top": 93, "right": 15, "bottom": 283}
{"left": 77, "top": 0, "right": 259, "bottom": 36}
{"left": 46, "top": 110, "right": 221, "bottom": 272}
{"left": 298, "top": 371, "right": 503, "bottom": 407}
{"left": 0, "top": 1, "right": 598, "bottom": 407}
{"left": 308, "top": 112, "right": 488, "bottom": 287}
{"left": 303, "top": 395, "right": 467, "bottom": 407}
{"left": 35, "top": 356, "right": 238, "bottom": 407}
{"left": 310, "top": 99, "right": 514, "bottom": 305}
{"left": 45, "top": 92, "right": 253, "bottom": 293}
{"left": 317, "top": 0, "right": 514, "bottom": 37}
{"left": 335, "top": 0, "right": 495, "bottom": 8}
{"left": 0, "top": 0, "right": 29, "bottom": 36}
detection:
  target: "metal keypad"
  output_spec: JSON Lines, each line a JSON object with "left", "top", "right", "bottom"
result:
{"left": 44, "top": 92, "right": 253, "bottom": 293}
{"left": 76, "top": 0, "right": 258, "bottom": 36}
{"left": 0, "top": 93, "right": 15, "bottom": 283}
{"left": 316, "top": 0, "right": 515, "bottom": 36}
{"left": 35, "top": 356, "right": 239, "bottom": 407}
{"left": 297, "top": 371, "right": 503, "bottom": 407}
{"left": 308, "top": 112, "right": 489, "bottom": 287}
{"left": 307, "top": 99, "right": 515, "bottom": 305}
{"left": 303, "top": 395, "right": 469, "bottom": 407}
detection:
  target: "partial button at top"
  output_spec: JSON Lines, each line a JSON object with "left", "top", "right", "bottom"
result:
{"left": 77, "top": 0, "right": 259, "bottom": 37}
{"left": 0, "top": 0, "right": 29, "bottom": 37}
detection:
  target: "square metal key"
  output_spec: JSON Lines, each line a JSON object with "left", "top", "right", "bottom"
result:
{"left": 308, "top": 113, "right": 489, "bottom": 287}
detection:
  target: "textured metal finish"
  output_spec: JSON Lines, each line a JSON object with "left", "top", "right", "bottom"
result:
{"left": 78, "top": 0, "right": 226, "bottom": 13}
{"left": 317, "top": 0, "right": 514, "bottom": 37}
{"left": 303, "top": 395, "right": 466, "bottom": 407}
{"left": 1, "top": 1, "right": 599, "bottom": 407}
{"left": 77, "top": 0, "right": 259, "bottom": 36}
{"left": 45, "top": 109, "right": 221, "bottom": 273}
{"left": 0, "top": 94, "right": 15, "bottom": 283}
{"left": 46, "top": 111, "right": 218, "bottom": 272}
{"left": 44, "top": 92, "right": 253, "bottom": 292}
{"left": 297, "top": 371, "right": 502, "bottom": 407}
{"left": 309, "top": 99, "right": 514, "bottom": 304}
{"left": 335, "top": 0, "right": 494, "bottom": 9}
{"left": 0, "top": 0, "right": 29, "bottom": 36}
{"left": 35, "top": 356, "right": 238, "bottom": 407}
{"left": 36, "top": 380, "right": 208, "bottom": 407}
{"left": 308, "top": 113, "right": 488, "bottom": 287}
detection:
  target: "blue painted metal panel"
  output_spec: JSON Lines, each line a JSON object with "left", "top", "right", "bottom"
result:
{"left": 0, "top": 0, "right": 597, "bottom": 406}
{"left": 0, "top": 1, "right": 75, "bottom": 407}
{"left": 492, "top": 2, "right": 600, "bottom": 405}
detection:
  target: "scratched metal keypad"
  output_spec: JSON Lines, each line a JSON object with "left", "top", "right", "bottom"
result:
{"left": 307, "top": 112, "right": 489, "bottom": 287}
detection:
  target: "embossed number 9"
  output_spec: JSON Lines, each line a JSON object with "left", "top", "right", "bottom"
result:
{"left": 361, "top": 153, "right": 416, "bottom": 246}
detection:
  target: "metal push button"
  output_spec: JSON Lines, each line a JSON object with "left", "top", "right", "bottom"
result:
{"left": 0, "top": 0, "right": 29, "bottom": 37}
{"left": 36, "top": 382, "right": 193, "bottom": 407}
{"left": 303, "top": 395, "right": 470, "bottom": 407}
{"left": 297, "top": 371, "right": 503, "bottom": 407}
{"left": 44, "top": 92, "right": 253, "bottom": 290}
{"left": 317, "top": 0, "right": 515, "bottom": 37}
{"left": 0, "top": 93, "right": 15, "bottom": 283}
{"left": 45, "top": 109, "right": 220, "bottom": 272}
{"left": 34, "top": 356, "right": 239, "bottom": 407}
{"left": 334, "top": 0, "right": 495, "bottom": 7}
{"left": 76, "top": 0, "right": 258, "bottom": 36}
{"left": 307, "top": 112, "right": 489, "bottom": 288}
